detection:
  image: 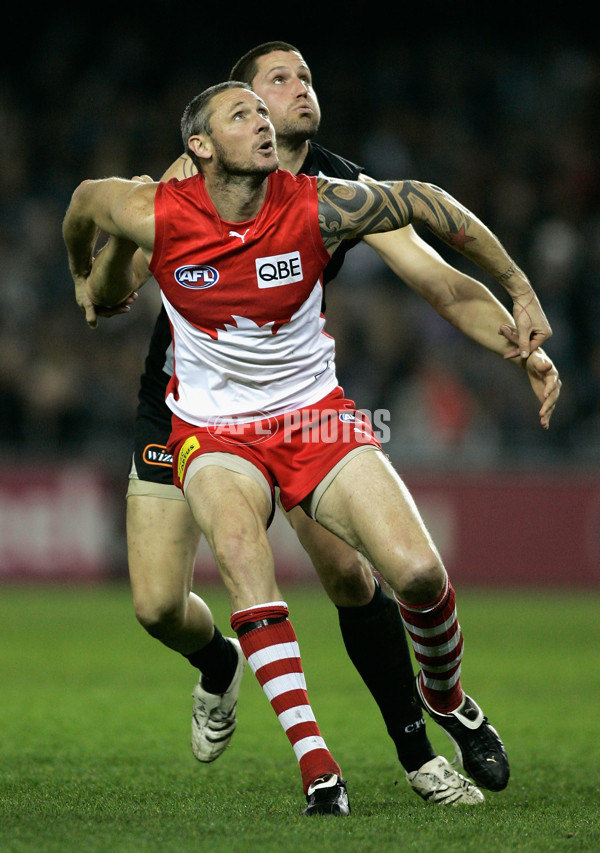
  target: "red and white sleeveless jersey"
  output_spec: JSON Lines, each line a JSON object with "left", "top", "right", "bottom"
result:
{"left": 150, "top": 170, "right": 337, "bottom": 426}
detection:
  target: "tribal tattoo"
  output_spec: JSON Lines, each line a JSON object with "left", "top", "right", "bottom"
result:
{"left": 316, "top": 177, "right": 478, "bottom": 255}
{"left": 179, "top": 154, "right": 198, "bottom": 179}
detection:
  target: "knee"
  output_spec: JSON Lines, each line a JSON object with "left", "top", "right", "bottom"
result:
{"left": 133, "top": 591, "right": 186, "bottom": 639}
{"left": 396, "top": 559, "right": 446, "bottom": 606}
{"left": 317, "top": 551, "right": 375, "bottom": 607}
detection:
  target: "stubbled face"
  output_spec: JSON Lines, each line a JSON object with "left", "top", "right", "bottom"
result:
{"left": 201, "top": 87, "right": 278, "bottom": 177}
{"left": 250, "top": 50, "right": 321, "bottom": 144}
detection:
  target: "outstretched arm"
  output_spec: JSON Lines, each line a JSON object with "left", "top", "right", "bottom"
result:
{"left": 63, "top": 177, "right": 156, "bottom": 316}
{"left": 319, "top": 177, "right": 551, "bottom": 357}
{"left": 78, "top": 175, "right": 159, "bottom": 329}
{"left": 363, "top": 227, "right": 561, "bottom": 427}
{"left": 317, "top": 178, "right": 561, "bottom": 428}
{"left": 363, "top": 226, "right": 531, "bottom": 357}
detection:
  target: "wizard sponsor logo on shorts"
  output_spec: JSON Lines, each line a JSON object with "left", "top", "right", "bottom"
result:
{"left": 143, "top": 444, "right": 173, "bottom": 468}
{"left": 177, "top": 436, "right": 200, "bottom": 482}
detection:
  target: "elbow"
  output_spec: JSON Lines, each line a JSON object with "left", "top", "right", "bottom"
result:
{"left": 65, "top": 181, "right": 95, "bottom": 222}
{"left": 423, "top": 273, "right": 461, "bottom": 316}
{"left": 69, "top": 179, "right": 86, "bottom": 200}
{"left": 70, "top": 179, "right": 94, "bottom": 205}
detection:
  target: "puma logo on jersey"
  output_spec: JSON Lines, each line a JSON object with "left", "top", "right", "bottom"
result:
{"left": 256, "top": 250, "right": 303, "bottom": 288}
{"left": 229, "top": 228, "right": 250, "bottom": 243}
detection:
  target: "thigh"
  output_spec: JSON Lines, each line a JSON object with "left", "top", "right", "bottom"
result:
{"left": 314, "top": 449, "right": 443, "bottom": 587}
{"left": 285, "top": 505, "right": 375, "bottom": 606}
{"left": 127, "top": 493, "right": 201, "bottom": 606}
{"left": 185, "top": 464, "right": 278, "bottom": 611}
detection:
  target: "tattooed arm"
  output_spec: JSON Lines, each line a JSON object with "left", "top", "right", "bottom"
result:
{"left": 161, "top": 153, "right": 198, "bottom": 181}
{"left": 317, "top": 177, "right": 552, "bottom": 358}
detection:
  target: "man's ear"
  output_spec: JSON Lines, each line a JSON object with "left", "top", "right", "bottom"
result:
{"left": 188, "top": 134, "right": 212, "bottom": 163}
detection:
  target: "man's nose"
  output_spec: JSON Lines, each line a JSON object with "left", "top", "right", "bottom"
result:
{"left": 255, "top": 114, "right": 271, "bottom": 132}
{"left": 293, "top": 78, "right": 310, "bottom": 96}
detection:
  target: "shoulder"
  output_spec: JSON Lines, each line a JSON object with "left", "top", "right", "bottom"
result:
{"left": 160, "top": 173, "right": 203, "bottom": 192}
{"left": 155, "top": 173, "right": 204, "bottom": 204}
{"left": 303, "top": 142, "right": 364, "bottom": 181}
{"left": 270, "top": 169, "right": 317, "bottom": 195}
{"left": 118, "top": 178, "right": 159, "bottom": 218}
{"left": 273, "top": 168, "right": 313, "bottom": 184}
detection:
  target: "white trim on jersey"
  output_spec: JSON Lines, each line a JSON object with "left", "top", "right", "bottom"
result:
{"left": 162, "top": 280, "right": 338, "bottom": 425}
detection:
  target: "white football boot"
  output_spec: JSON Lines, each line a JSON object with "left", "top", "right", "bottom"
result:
{"left": 406, "top": 755, "right": 485, "bottom": 805}
{"left": 191, "top": 637, "right": 246, "bottom": 762}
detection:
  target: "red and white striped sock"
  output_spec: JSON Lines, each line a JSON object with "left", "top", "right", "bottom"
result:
{"left": 396, "top": 574, "right": 464, "bottom": 714}
{"left": 230, "top": 601, "right": 341, "bottom": 794}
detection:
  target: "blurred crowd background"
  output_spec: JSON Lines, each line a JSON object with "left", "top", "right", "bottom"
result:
{"left": 1, "top": 13, "right": 599, "bottom": 486}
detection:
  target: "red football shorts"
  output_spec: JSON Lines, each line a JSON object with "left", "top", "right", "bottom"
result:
{"left": 167, "top": 386, "right": 382, "bottom": 512}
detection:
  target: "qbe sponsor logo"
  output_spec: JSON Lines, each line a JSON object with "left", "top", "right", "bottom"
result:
{"left": 175, "top": 264, "right": 219, "bottom": 289}
{"left": 256, "top": 251, "right": 303, "bottom": 288}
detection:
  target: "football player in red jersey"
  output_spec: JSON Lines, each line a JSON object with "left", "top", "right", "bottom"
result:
{"left": 64, "top": 75, "right": 560, "bottom": 814}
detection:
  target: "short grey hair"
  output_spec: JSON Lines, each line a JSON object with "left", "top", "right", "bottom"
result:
{"left": 180, "top": 81, "right": 252, "bottom": 169}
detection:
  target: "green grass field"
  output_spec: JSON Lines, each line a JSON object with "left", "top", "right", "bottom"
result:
{"left": 2, "top": 583, "right": 599, "bottom": 853}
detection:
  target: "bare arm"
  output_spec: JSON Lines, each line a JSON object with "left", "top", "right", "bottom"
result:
{"left": 63, "top": 178, "right": 156, "bottom": 313}
{"left": 163, "top": 153, "right": 197, "bottom": 180}
{"left": 76, "top": 176, "right": 157, "bottom": 328}
{"left": 76, "top": 162, "right": 195, "bottom": 329}
{"left": 317, "top": 178, "right": 561, "bottom": 427}
{"left": 368, "top": 228, "right": 561, "bottom": 427}
{"left": 363, "top": 226, "right": 519, "bottom": 356}
{"left": 370, "top": 228, "right": 561, "bottom": 426}
{"left": 319, "top": 177, "right": 551, "bottom": 357}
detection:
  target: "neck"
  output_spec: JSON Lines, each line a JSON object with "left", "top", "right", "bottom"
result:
{"left": 276, "top": 138, "right": 310, "bottom": 175}
{"left": 204, "top": 172, "right": 269, "bottom": 222}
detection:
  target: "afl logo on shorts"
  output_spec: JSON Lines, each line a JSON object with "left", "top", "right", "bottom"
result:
{"left": 175, "top": 264, "right": 219, "bottom": 289}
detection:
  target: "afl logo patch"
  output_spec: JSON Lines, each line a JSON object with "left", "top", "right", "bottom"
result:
{"left": 175, "top": 264, "right": 219, "bottom": 289}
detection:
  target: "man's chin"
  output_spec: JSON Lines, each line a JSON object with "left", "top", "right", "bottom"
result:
{"left": 225, "top": 156, "right": 278, "bottom": 178}
{"left": 280, "top": 117, "right": 320, "bottom": 144}
{"left": 258, "top": 159, "right": 279, "bottom": 176}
